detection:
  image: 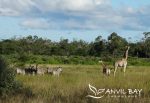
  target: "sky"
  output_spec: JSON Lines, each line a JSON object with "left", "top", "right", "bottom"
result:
{"left": 0, "top": 0, "right": 150, "bottom": 42}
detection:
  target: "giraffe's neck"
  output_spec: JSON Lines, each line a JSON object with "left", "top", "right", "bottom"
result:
{"left": 124, "top": 47, "right": 129, "bottom": 60}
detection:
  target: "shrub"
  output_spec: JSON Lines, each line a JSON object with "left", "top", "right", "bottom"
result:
{"left": 0, "top": 56, "right": 16, "bottom": 97}
{"left": 0, "top": 56, "right": 33, "bottom": 98}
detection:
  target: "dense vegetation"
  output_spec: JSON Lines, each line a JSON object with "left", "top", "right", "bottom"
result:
{"left": 0, "top": 56, "right": 33, "bottom": 98}
{"left": 0, "top": 32, "right": 150, "bottom": 65}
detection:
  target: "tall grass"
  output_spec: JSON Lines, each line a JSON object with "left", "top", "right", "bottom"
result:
{"left": 1, "top": 65, "right": 150, "bottom": 103}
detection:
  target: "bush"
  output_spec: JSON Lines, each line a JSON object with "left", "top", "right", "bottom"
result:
{"left": 3, "top": 54, "right": 150, "bottom": 66}
{"left": 0, "top": 56, "right": 33, "bottom": 98}
{"left": 0, "top": 56, "right": 15, "bottom": 96}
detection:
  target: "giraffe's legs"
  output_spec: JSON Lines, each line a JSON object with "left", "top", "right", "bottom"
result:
{"left": 123, "top": 65, "right": 126, "bottom": 76}
{"left": 114, "top": 66, "right": 117, "bottom": 77}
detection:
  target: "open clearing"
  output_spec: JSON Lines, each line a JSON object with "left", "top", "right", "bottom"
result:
{"left": 3, "top": 65, "right": 150, "bottom": 103}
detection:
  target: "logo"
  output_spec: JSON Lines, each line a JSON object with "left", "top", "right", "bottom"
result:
{"left": 86, "top": 84, "right": 142, "bottom": 99}
{"left": 86, "top": 84, "right": 105, "bottom": 99}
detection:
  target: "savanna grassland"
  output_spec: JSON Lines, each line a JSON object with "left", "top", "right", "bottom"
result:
{"left": 1, "top": 65, "right": 150, "bottom": 103}
{"left": 0, "top": 34, "right": 150, "bottom": 103}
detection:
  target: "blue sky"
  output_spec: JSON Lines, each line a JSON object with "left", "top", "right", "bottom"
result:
{"left": 112, "top": 0, "right": 149, "bottom": 8}
{"left": 0, "top": 0, "right": 150, "bottom": 42}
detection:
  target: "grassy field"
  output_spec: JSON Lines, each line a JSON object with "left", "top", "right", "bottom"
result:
{"left": 1, "top": 65, "right": 150, "bottom": 103}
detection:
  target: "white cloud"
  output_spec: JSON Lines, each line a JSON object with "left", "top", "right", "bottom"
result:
{"left": 0, "top": 0, "right": 150, "bottom": 31}
{"left": 0, "top": 0, "right": 35, "bottom": 16}
{"left": 0, "top": 8, "right": 20, "bottom": 16}
{"left": 33, "top": 0, "right": 110, "bottom": 12}
{"left": 21, "top": 18, "right": 50, "bottom": 29}
{"left": 0, "top": 0, "right": 110, "bottom": 15}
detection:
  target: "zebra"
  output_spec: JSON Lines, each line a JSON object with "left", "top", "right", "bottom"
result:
{"left": 47, "top": 67, "right": 63, "bottom": 76}
{"left": 53, "top": 67, "right": 62, "bottom": 76}
{"left": 37, "top": 68, "right": 46, "bottom": 75}
{"left": 16, "top": 68, "right": 25, "bottom": 75}
{"left": 47, "top": 68, "right": 53, "bottom": 74}
{"left": 25, "top": 65, "right": 37, "bottom": 75}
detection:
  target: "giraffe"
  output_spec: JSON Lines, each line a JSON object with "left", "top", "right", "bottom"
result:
{"left": 114, "top": 46, "right": 130, "bottom": 76}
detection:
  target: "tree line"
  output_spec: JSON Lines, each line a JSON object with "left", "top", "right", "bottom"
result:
{"left": 0, "top": 32, "right": 150, "bottom": 58}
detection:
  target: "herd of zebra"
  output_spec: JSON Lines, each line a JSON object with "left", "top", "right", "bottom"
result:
{"left": 16, "top": 64, "right": 62, "bottom": 76}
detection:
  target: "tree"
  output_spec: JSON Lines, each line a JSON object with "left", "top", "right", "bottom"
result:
{"left": 107, "top": 32, "right": 128, "bottom": 57}
{"left": 143, "top": 32, "right": 150, "bottom": 39}
{"left": 143, "top": 32, "right": 150, "bottom": 57}
{"left": 89, "top": 36, "right": 106, "bottom": 56}
{"left": 59, "top": 39, "right": 69, "bottom": 56}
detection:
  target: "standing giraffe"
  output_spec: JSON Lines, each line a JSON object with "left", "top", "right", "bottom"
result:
{"left": 114, "top": 46, "right": 130, "bottom": 76}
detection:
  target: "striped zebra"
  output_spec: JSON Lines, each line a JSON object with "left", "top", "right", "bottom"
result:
{"left": 16, "top": 68, "right": 25, "bottom": 75}
{"left": 47, "top": 67, "right": 62, "bottom": 76}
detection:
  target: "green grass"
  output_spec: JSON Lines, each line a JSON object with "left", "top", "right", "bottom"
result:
{"left": 1, "top": 65, "right": 150, "bottom": 103}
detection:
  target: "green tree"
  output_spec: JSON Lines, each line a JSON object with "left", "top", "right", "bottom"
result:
{"left": 89, "top": 36, "right": 106, "bottom": 56}
{"left": 107, "top": 32, "right": 128, "bottom": 57}
{"left": 143, "top": 32, "right": 150, "bottom": 57}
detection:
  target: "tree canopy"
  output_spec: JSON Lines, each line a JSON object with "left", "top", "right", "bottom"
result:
{"left": 0, "top": 32, "right": 149, "bottom": 58}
